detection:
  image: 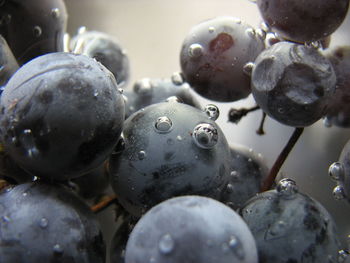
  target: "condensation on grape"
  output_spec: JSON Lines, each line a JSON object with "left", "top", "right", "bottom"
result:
{"left": 155, "top": 116, "right": 173, "bottom": 133}
{"left": 51, "top": 8, "right": 60, "bottom": 19}
{"left": 255, "top": 28, "right": 267, "bottom": 40}
{"left": 165, "top": 96, "right": 182, "bottom": 104}
{"left": 333, "top": 185, "right": 345, "bottom": 200}
{"left": 192, "top": 123, "right": 218, "bottom": 149}
{"left": 188, "top": 43, "right": 203, "bottom": 59}
{"left": 208, "top": 26, "right": 215, "bottom": 33}
{"left": 158, "top": 233, "right": 175, "bottom": 255}
{"left": 245, "top": 28, "right": 256, "bottom": 39}
{"left": 276, "top": 178, "right": 298, "bottom": 198}
{"left": 20, "top": 129, "right": 39, "bottom": 158}
{"left": 33, "top": 26, "right": 42, "bottom": 38}
{"left": 1, "top": 215, "right": 10, "bottom": 223}
{"left": 323, "top": 116, "right": 332, "bottom": 127}
{"left": 171, "top": 72, "right": 184, "bottom": 85}
{"left": 243, "top": 62, "right": 255, "bottom": 76}
{"left": 226, "top": 183, "right": 234, "bottom": 193}
{"left": 328, "top": 162, "right": 345, "bottom": 182}
{"left": 53, "top": 244, "right": 64, "bottom": 254}
{"left": 203, "top": 104, "right": 220, "bottom": 121}
{"left": 134, "top": 78, "right": 152, "bottom": 95}
{"left": 39, "top": 217, "right": 49, "bottom": 229}
{"left": 138, "top": 150, "right": 147, "bottom": 160}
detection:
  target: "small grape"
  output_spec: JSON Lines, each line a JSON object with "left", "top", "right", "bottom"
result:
{"left": 256, "top": 0, "right": 350, "bottom": 43}
{"left": 109, "top": 101, "right": 231, "bottom": 217}
{"left": 251, "top": 41, "right": 336, "bottom": 127}
{"left": 180, "top": 16, "right": 265, "bottom": 102}
{"left": 125, "top": 195, "right": 258, "bottom": 263}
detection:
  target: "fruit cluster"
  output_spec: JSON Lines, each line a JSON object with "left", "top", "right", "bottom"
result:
{"left": 0, "top": 1, "right": 350, "bottom": 263}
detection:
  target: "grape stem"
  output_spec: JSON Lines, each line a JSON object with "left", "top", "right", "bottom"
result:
{"left": 91, "top": 194, "right": 118, "bottom": 213}
{"left": 228, "top": 105, "right": 260, "bottom": 124}
{"left": 260, "top": 127, "right": 304, "bottom": 192}
{"left": 256, "top": 112, "right": 267, "bottom": 135}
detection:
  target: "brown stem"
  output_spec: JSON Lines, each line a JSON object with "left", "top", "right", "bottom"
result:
{"left": 256, "top": 112, "right": 267, "bottom": 135}
{"left": 91, "top": 194, "right": 118, "bottom": 213}
{"left": 228, "top": 105, "right": 260, "bottom": 124}
{"left": 260, "top": 127, "right": 304, "bottom": 192}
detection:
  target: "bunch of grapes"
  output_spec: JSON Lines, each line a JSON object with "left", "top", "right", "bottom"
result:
{"left": 0, "top": 0, "right": 350, "bottom": 263}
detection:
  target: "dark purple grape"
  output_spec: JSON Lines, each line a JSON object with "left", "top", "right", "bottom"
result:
{"left": 324, "top": 46, "right": 350, "bottom": 128}
{"left": 220, "top": 144, "right": 268, "bottom": 210}
{"left": 0, "top": 182, "right": 106, "bottom": 263}
{"left": 0, "top": 52, "right": 125, "bottom": 181}
{"left": 256, "top": 0, "right": 349, "bottom": 43}
{"left": 123, "top": 75, "right": 201, "bottom": 119}
{"left": 70, "top": 29, "right": 130, "bottom": 87}
{"left": 251, "top": 41, "right": 336, "bottom": 127}
{"left": 109, "top": 101, "right": 230, "bottom": 217}
{"left": 125, "top": 195, "right": 258, "bottom": 263}
{"left": 0, "top": 35, "right": 18, "bottom": 88}
{"left": 329, "top": 139, "right": 350, "bottom": 203}
{"left": 180, "top": 16, "right": 265, "bottom": 102}
{"left": 241, "top": 179, "right": 342, "bottom": 263}
{"left": 0, "top": 0, "right": 68, "bottom": 65}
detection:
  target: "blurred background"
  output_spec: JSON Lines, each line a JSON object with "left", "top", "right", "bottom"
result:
{"left": 64, "top": 0, "right": 350, "bottom": 257}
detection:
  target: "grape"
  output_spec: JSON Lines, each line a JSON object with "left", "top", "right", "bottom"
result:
{"left": 180, "top": 16, "right": 265, "bottom": 102}
{"left": 109, "top": 101, "right": 230, "bottom": 217}
{"left": 329, "top": 139, "right": 350, "bottom": 203}
{"left": 125, "top": 195, "right": 258, "bottom": 263}
{"left": 70, "top": 29, "right": 130, "bottom": 87}
{"left": 251, "top": 41, "right": 336, "bottom": 127}
{"left": 0, "top": 0, "right": 68, "bottom": 65}
{"left": 241, "top": 179, "right": 342, "bottom": 263}
{"left": 0, "top": 35, "right": 18, "bottom": 88}
{"left": 220, "top": 144, "right": 268, "bottom": 210}
{"left": 0, "top": 182, "right": 106, "bottom": 263}
{"left": 123, "top": 75, "right": 201, "bottom": 119}
{"left": 256, "top": 0, "right": 350, "bottom": 43}
{"left": 324, "top": 46, "right": 350, "bottom": 128}
{"left": 0, "top": 52, "right": 125, "bottom": 181}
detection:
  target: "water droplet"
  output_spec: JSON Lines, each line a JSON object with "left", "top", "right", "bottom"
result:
{"left": 134, "top": 78, "right": 152, "bottom": 95}
{"left": 230, "top": 171, "right": 239, "bottom": 180}
{"left": 165, "top": 96, "right": 182, "bottom": 103}
{"left": 333, "top": 185, "right": 345, "bottom": 200}
{"left": 243, "top": 62, "right": 255, "bottom": 76}
{"left": 188, "top": 43, "right": 203, "bottom": 58}
{"left": 323, "top": 117, "right": 332, "bottom": 127}
{"left": 53, "top": 244, "right": 63, "bottom": 254}
{"left": 176, "top": 135, "right": 183, "bottom": 141}
{"left": 112, "top": 137, "right": 125, "bottom": 155}
{"left": 93, "top": 90, "right": 99, "bottom": 98}
{"left": 22, "top": 192, "right": 27, "bottom": 197}
{"left": 118, "top": 88, "right": 124, "bottom": 94}
{"left": 328, "top": 162, "right": 344, "bottom": 182}
{"left": 276, "top": 178, "right": 298, "bottom": 198}
{"left": 192, "top": 123, "right": 218, "bottom": 149}
{"left": 155, "top": 116, "right": 172, "bottom": 133}
{"left": 51, "top": 8, "right": 60, "bottom": 18}
{"left": 338, "top": 250, "right": 349, "bottom": 263}
{"left": 226, "top": 183, "right": 234, "bottom": 193}
{"left": 33, "top": 26, "right": 42, "bottom": 37}
{"left": 158, "top": 234, "right": 175, "bottom": 255}
{"left": 2, "top": 215, "right": 10, "bottom": 223}
{"left": 138, "top": 150, "right": 146, "bottom": 160}
{"left": 203, "top": 104, "right": 220, "bottom": 121}
{"left": 255, "top": 28, "right": 266, "bottom": 40}
{"left": 78, "top": 26, "right": 87, "bottom": 35}
{"left": 20, "top": 129, "right": 39, "bottom": 158}
{"left": 39, "top": 217, "right": 48, "bottom": 228}
{"left": 208, "top": 26, "right": 215, "bottom": 33}
{"left": 228, "top": 236, "right": 245, "bottom": 260}
{"left": 277, "top": 107, "right": 285, "bottom": 114}
{"left": 171, "top": 72, "right": 184, "bottom": 85}
{"left": 246, "top": 28, "right": 256, "bottom": 38}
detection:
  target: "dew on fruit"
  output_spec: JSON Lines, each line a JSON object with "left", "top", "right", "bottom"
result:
{"left": 323, "top": 117, "right": 332, "bottom": 127}
{"left": 20, "top": 129, "right": 39, "bottom": 158}
{"left": 1, "top": 215, "right": 10, "bottom": 223}
{"left": 53, "top": 244, "right": 63, "bottom": 254}
{"left": 188, "top": 43, "right": 203, "bottom": 58}
{"left": 328, "top": 162, "right": 345, "bottom": 182}
{"left": 154, "top": 116, "right": 172, "bottom": 133}
{"left": 138, "top": 150, "right": 147, "bottom": 160}
{"left": 208, "top": 26, "right": 215, "bottom": 33}
{"left": 33, "top": 26, "right": 42, "bottom": 37}
{"left": 165, "top": 96, "right": 181, "bottom": 103}
{"left": 158, "top": 233, "right": 175, "bottom": 255}
{"left": 333, "top": 185, "right": 345, "bottom": 200}
{"left": 51, "top": 8, "right": 60, "bottom": 18}
{"left": 171, "top": 72, "right": 184, "bottom": 85}
{"left": 243, "top": 62, "right": 255, "bottom": 76}
{"left": 176, "top": 135, "right": 182, "bottom": 141}
{"left": 192, "top": 123, "right": 218, "bottom": 149}
{"left": 228, "top": 236, "right": 245, "bottom": 260}
{"left": 203, "top": 104, "right": 220, "bottom": 121}
{"left": 245, "top": 28, "right": 256, "bottom": 38}
{"left": 39, "top": 217, "right": 48, "bottom": 229}
{"left": 226, "top": 183, "right": 234, "bottom": 193}
{"left": 276, "top": 178, "right": 298, "bottom": 198}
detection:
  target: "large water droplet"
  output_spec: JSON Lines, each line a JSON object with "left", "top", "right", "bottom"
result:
{"left": 243, "top": 62, "right": 255, "bottom": 76}
{"left": 203, "top": 104, "right": 220, "bottom": 121}
{"left": 333, "top": 185, "right": 345, "bottom": 200}
{"left": 171, "top": 72, "right": 184, "bottom": 85}
{"left": 51, "top": 8, "right": 60, "bottom": 18}
{"left": 158, "top": 234, "right": 175, "bottom": 255}
{"left": 192, "top": 123, "right": 218, "bottom": 149}
{"left": 276, "top": 178, "right": 298, "bottom": 198}
{"left": 53, "top": 244, "right": 63, "bottom": 254}
{"left": 208, "top": 26, "right": 215, "bottom": 33}
{"left": 39, "top": 217, "right": 48, "bottom": 229}
{"left": 328, "top": 162, "right": 344, "bottom": 182}
{"left": 138, "top": 150, "right": 147, "bottom": 160}
{"left": 155, "top": 116, "right": 172, "bottom": 133}
{"left": 134, "top": 78, "right": 152, "bottom": 95}
{"left": 33, "top": 26, "right": 42, "bottom": 37}
{"left": 228, "top": 236, "right": 245, "bottom": 260}
{"left": 188, "top": 43, "right": 203, "bottom": 58}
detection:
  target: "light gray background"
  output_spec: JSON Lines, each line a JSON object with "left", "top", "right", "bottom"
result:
{"left": 65, "top": 0, "right": 350, "bottom": 258}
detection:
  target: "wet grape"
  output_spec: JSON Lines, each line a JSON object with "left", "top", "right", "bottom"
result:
{"left": 0, "top": 0, "right": 68, "bottom": 65}
{"left": 251, "top": 41, "right": 336, "bottom": 127}
{"left": 180, "top": 16, "right": 265, "bottom": 102}
{"left": 256, "top": 0, "right": 350, "bottom": 43}
{"left": 109, "top": 101, "right": 231, "bottom": 217}
{"left": 125, "top": 195, "right": 258, "bottom": 263}
{"left": 0, "top": 52, "right": 125, "bottom": 181}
